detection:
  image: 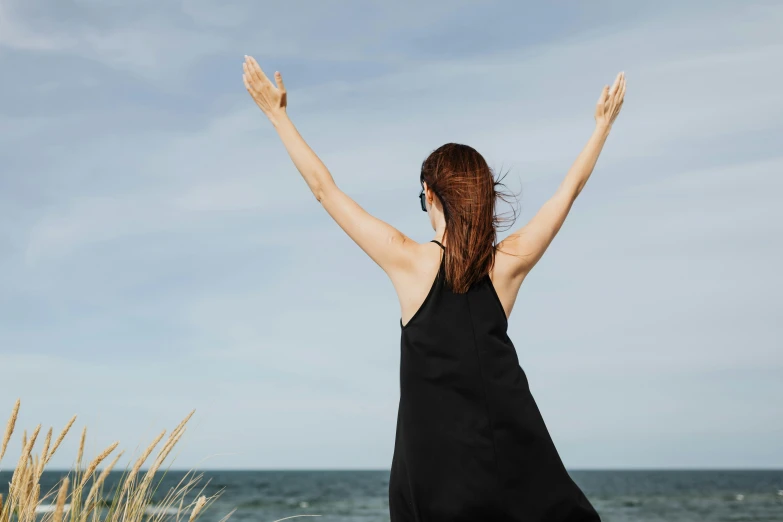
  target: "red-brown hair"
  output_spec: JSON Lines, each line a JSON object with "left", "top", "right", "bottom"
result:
{"left": 420, "top": 143, "right": 520, "bottom": 294}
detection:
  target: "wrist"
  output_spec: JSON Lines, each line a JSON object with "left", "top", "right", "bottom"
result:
{"left": 594, "top": 122, "right": 611, "bottom": 138}
{"left": 269, "top": 109, "right": 289, "bottom": 128}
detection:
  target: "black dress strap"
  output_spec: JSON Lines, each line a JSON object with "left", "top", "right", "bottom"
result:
{"left": 430, "top": 239, "right": 445, "bottom": 250}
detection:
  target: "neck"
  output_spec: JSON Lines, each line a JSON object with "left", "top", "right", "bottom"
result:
{"left": 434, "top": 230, "right": 446, "bottom": 247}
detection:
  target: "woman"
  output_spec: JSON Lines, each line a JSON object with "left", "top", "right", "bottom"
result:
{"left": 243, "top": 55, "right": 625, "bottom": 521}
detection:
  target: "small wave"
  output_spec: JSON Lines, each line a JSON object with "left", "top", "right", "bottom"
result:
{"left": 143, "top": 506, "right": 181, "bottom": 516}
{"left": 35, "top": 504, "right": 71, "bottom": 514}
{"left": 36, "top": 504, "right": 181, "bottom": 516}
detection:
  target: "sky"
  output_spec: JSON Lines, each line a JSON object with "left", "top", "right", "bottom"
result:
{"left": 0, "top": 0, "right": 781, "bottom": 471}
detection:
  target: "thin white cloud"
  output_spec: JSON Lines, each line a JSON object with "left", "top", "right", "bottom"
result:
{"left": 19, "top": 2, "right": 783, "bottom": 259}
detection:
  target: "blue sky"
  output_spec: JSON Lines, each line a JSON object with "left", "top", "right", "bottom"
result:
{"left": 0, "top": 0, "right": 781, "bottom": 470}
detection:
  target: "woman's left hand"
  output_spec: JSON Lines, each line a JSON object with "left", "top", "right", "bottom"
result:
{"left": 243, "top": 55, "right": 287, "bottom": 123}
{"left": 594, "top": 71, "right": 625, "bottom": 130}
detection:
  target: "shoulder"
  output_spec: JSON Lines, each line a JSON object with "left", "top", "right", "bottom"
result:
{"left": 386, "top": 238, "right": 442, "bottom": 284}
{"left": 396, "top": 238, "right": 442, "bottom": 271}
{"left": 491, "top": 240, "right": 527, "bottom": 285}
{"left": 494, "top": 238, "right": 529, "bottom": 277}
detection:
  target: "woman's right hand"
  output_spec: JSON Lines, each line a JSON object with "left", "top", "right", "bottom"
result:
{"left": 595, "top": 71, "right": 625, "bottom": 129}
{"left": 243, "top": 55, "right": 288, "bottom": 125}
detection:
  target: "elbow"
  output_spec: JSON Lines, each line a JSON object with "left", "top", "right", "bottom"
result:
{"left": 314, "top": 185, "right": 326, "bottom": 203}
{"left": 555, "top": 183, "right": 579, "bottom": 204}
{"left": 567, "top": 179, "right": 583, "bottom": 200}
{"left": 315, "top": 182, "right": 338, "bottom": 204}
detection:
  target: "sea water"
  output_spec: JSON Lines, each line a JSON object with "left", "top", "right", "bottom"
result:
{"left": 2, "top": 470, "right": 781, "bottom": 522}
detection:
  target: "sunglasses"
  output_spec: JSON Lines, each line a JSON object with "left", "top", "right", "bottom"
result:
{"left": 419, "top": 188, "right": 427, "bottom": 212}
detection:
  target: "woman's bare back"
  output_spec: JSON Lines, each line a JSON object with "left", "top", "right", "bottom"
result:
{"left": 397, "top": 240, "right": 523, "bottom": 328}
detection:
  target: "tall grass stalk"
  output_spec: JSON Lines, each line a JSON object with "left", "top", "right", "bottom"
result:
{"left": 0, "top": 400, "right": 228, "bottom": 522}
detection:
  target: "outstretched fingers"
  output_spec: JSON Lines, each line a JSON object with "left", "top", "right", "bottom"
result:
{"left": 597, "top": 85, "right": 609, "bottom": 106}
{"left": 613, "top": 73, "right": 626, "bottom": 113}
{"left": 595, "top": 72, "right": 626, "bottom": 125}
{"left": 612, "top": 73, "right": 626, "bottom": 120}
{"left": 610, "top": 73, "right": 625, "bottom": 106}
{"left": 618, "top": 73, "right": 626, "bottom": 103}
{"left": 242, "top": 67, "right": 252, "bottom": 92}
{"left": 608, "top": 72, "right": 621, "bottom": 97}
{"left": 246, "top": 55, "right": 272, "bottom": 87}
{"left": 274, "top": 71, "right": 285, "bottom": 92}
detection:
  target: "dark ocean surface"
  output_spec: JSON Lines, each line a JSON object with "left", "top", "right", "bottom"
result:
{"left": 2, "top": 469, "right": 782, "bottom": 521}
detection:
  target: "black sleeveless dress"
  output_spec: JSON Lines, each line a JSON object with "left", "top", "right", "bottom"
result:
{"left": 389, "top": 240, "right": 601, "bottom": 522}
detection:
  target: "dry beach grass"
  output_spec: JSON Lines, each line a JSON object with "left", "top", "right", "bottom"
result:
{"left": 0, "top": 400, "right": 322, "bottom": 522}
{"left": 0, "top": 399, "right": 232, "bottom": 522}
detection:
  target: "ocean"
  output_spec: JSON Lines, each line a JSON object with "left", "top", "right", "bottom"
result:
{"left": 2, "top": 470, "right": 781, "bottom": 522}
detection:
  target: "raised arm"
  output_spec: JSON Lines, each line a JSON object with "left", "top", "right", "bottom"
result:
{"left": 242, "top": 55, "right": 413, "bottom": 276}
{"left": 499, "top": 71, "right": 626, "bottom": 280}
